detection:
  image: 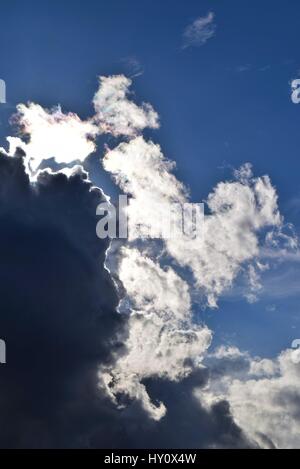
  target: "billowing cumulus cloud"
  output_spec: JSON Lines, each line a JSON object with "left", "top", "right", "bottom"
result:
{"left": 103, "top": 136, "right": 284, "bottom": 308}
{"left": 1, "top": 104, "right": 98, "bottom": 179}
{"left": 99, "top": 77, "right": 299, "bottom": 441}
{"left": 93, "top": 75, "right": 159, "bottom": 137}
{"left": 167, "top": 168, "right": 282, "bottom": 307}
{"left": 0, "top": 75, "right": 158, "bottom": 181}
{"left": 103, "top": 136, "right": 188, "bottom": 241}
{"left": 101, "top": 247, "right": 212, "bottom": 420}
{"left": 200, "top": 346, "right": 300, "bottom": 449}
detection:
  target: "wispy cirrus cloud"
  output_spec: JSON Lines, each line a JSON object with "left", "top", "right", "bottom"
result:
{"left": 182, "top": 12, "right": 216, "bottom": 49}
{"left": 120, "top": 56, "right": 144, "bottom": 78}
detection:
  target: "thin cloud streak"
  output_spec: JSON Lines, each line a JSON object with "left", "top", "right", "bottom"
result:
{"left": 182, "top": 12, "right": 216, "bottom": 49}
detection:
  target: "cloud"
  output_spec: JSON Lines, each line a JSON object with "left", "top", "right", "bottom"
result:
{"left": 93, "top": 76, "right": 159, "bottom": 137}
{"left": 0, "top": 149, "right": 253, "bottom": 449}
{"left": 236, "top": 65, "right": 252, "bottom": 73}
{"left": 104, "top": 135, "right": 285, "bottom": 308}
{"left": 2, "top": 104, "right": 98, "bottom": 179}
{"left": 120, "top": 56, "right": 144, "bottom": 78}
{"left": 133, "top": 371, "right": 254, "bottom": 449}
{"left": 99, "top": 81, "right": 296, "bottom": 421}
{"left": 103, "top": 136, "right": 188, "bottom": 241}
{"left": 0, "top": 150, "right": 128, "bottom": 447}
{"left": 0, "top": 75, "right": 159, "bottom": 181}
{"left": 101, "top": 247, "right": 212, "bottom": 420}
{"left": 166, "top": 167, "right": 282, "bottom": 307}
{"left": 1, "top": 74, "right": 299, "bottom": 449}
{"left": 182, "top": 12, "right": 216, "bottom": 49}
{"left": 200, "top": 346, "right": 300, "bottom": 449}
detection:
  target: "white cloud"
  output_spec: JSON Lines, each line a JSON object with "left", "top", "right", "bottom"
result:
{"left": 103, "top": 136, "right": 188, "bottom": 240}
{"left": 0, "top": 75, "right": 159, "bottom": 181}
{"left": 100, "top": 88, "right": 297, "bottom": 420}
{"left": 117, "top": 247, "right": 192, "bottom": 321}
{"left": 168, "top": 169, "right": 282, "bottom": 307}
{"left": 102, "top": 133, "right": 291, "bottom": 418}
{"left": 182, "top": 12, "right": 216, "bottom": 49}
{"left": 199, "top": 347, "right": 300, "bottom": 449}
{"left": 104, "top": 134, "right": 284, "bottom": 307}
{"left": 1, "top": 103, "right": 98, "bottom": 180}
{"left": 100, "top": 247, "right": 212, "bottom": 419}
{"left": 93, "top": 75, "right": 159, "bottom": 137}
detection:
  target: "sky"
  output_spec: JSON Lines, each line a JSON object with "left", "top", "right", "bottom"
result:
{"left": 0, "top": 0, "right": 300, "bottom": 449}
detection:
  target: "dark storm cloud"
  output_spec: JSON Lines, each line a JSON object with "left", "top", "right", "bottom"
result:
{"left": 0, "top": 151, "right": 126, "bottom": 448}
{"left": 129, "top": 372, "right": 256, "bottom": 449}
{"left": 0, "top": 151, "right": 254, "bottom": 448}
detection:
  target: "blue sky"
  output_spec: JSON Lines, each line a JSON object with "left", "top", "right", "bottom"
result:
{"left": 1, "top": 0, "right": 300, "bottom": 358}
